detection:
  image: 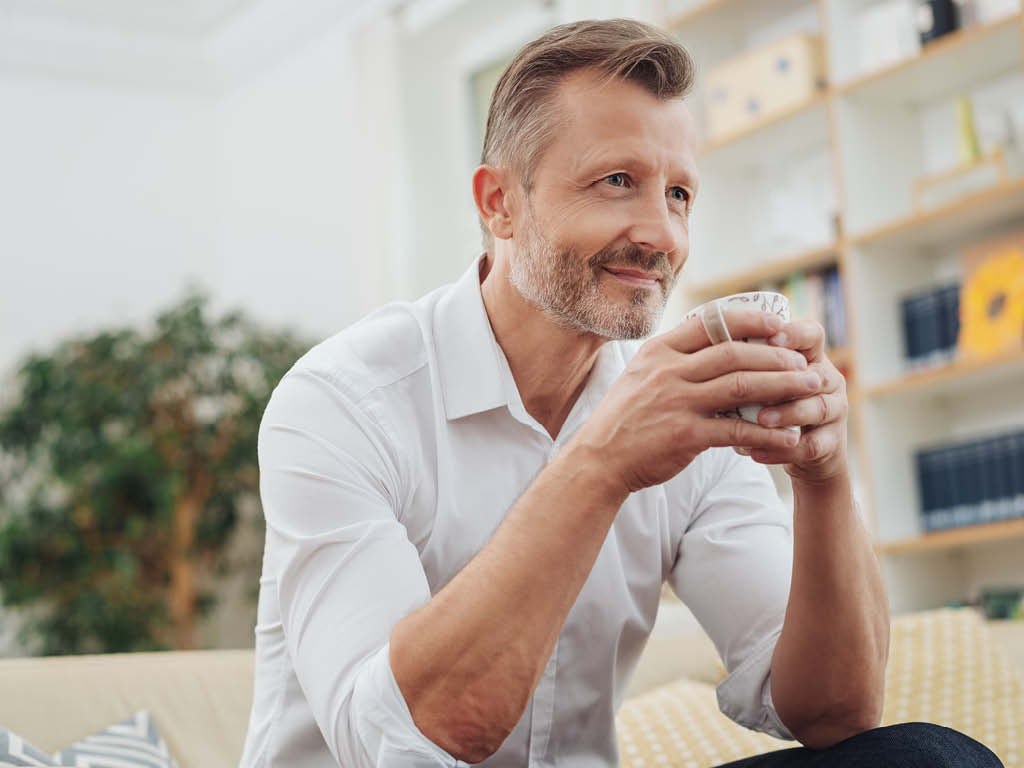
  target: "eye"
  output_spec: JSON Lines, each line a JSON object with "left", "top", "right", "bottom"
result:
{"left": 670, "top": 186, "right": 691, "bottom": 203}
{"left": 604, "top": 173, "right": 629, "bottom": 188}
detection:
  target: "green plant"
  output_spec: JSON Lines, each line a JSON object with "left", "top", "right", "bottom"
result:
{"left": 0, "top": 292, "right": 309, "bottom": 654}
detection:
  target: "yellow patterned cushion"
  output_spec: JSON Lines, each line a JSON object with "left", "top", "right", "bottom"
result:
{"left": 617, "top": 609, "right": 1024, "bottom": 767}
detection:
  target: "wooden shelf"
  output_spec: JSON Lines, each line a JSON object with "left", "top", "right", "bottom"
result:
{"left": 835, "top": 12, "right": 1022, "bottom": 105}
{"left": 846, "top": 176, "right": 1024, "bottom": 252}
{"left": 859, "top": 348, "right": 1024, "bottom": 400}
{"left": 688, "top": 241, "right": 840, "bottom": 298}
{"left": 877, "top": 518, "right": 1024, "bottom": 555}
{"left": 698, "top": 92, "right": 829, "bottom": 158}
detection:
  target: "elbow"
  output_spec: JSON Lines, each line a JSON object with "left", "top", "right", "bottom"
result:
{"left": 786, "top": 696, "right": 884, "bottom": 750}
{"left": 401, "top": 684, "right": 520, "bottom": 765}
{"left": 408, "top": 692, "right": 519, "bottom": 763}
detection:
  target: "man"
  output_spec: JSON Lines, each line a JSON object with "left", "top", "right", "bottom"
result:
{"left": 239, "top": 18, "right": 1002, "bottom": 768}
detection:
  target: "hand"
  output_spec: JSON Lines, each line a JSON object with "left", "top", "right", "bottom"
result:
{"left": 571, "top": 308, "right": 824, "bottom": 495}
{"left": 737, "top": 319, "right": 849, "bottom": 485}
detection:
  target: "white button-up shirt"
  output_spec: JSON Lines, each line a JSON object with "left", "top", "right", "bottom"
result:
{"left": 240, "top": 254, "right": 795, "bottom": 768}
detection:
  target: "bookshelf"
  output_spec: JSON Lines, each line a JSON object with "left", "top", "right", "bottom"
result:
{"left": 878, "top": 518, "right": 1024, "bottom": 555}
{"left": 860, "top": 347, "right": 1024, "bottom": 399}
{"left": 665, "top": 0, "right": 1024, "bottom": 613}
{"left": 686, "top": 241, "right": 840, "bottom": 299}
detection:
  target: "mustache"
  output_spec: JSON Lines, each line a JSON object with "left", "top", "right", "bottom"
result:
{"left": 587, "top": 245, "right": 673, "bottom": 282}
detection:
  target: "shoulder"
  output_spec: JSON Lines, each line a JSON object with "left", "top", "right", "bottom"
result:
{"left": 288, "top": 286, "right": 450, "bottom": 403}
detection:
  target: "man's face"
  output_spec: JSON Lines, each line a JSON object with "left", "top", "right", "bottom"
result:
{"left": 507, "top": 69, "right": 699, "bottom": 339}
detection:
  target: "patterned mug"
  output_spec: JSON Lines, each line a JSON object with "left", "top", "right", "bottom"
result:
{"left": 683, "top": 291, "right": 799, "bottom": 433}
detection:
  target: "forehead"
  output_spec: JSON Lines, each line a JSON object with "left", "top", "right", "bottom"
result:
{"left": 543, "top": 69, "right": 699, "bottom": 185}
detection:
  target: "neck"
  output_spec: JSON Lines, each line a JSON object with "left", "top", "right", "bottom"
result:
{"left": 479, "top": 253, "right": 606, "bottom": 439}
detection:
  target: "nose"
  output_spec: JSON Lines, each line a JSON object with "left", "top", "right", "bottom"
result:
{"left": 627, "top": 190, "right": 686, "bottom": 263}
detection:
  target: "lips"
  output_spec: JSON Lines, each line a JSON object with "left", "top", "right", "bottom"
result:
{"left": 602, "top": 266, "right": 662, "bottom": 286}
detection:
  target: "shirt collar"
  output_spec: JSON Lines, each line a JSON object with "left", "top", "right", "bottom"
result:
{"left": 433, "top": 253, "right": 509, "bottom": 421}
{"left": 433, "top": 253, "right": 635, "bottom": 427}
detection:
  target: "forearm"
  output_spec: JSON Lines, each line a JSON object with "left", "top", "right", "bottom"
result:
{"left": 390, "top": 441, "right": 628, "bottom": 762}
{"left": 770, "top": 469, "right": 889, "bottom": 748}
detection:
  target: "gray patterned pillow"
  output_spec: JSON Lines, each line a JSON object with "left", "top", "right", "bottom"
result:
{"left": 0, "top": 711, "right": 178, "bottom": 768}
{"left": 0, "top": 727, "right": 51, "bottom": 766}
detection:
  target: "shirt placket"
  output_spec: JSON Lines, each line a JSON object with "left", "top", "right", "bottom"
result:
{"left": 527, "top": 641, "right": 558, "bottom": 766}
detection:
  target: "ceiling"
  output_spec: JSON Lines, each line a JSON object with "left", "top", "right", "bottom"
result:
{"left": 0, "top": 0, "right": 404, "bottom": 93}
{"left": 2, "top": 0, "right": 260, "bottom": 38}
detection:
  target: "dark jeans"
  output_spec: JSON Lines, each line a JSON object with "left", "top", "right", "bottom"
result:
{"left": 714, "top": 723, "right": 1004, "bottom": 767}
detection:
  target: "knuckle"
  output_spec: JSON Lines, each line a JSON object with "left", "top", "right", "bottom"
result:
{"left": 803, "top": 433, "right": 825, "bottom": 460}
{"left": 777, "top": 348, "right": 798, "bottom": 368}
{"left": 637, "top": 338, "right": 660, "bottom": 361}
{"left": 720, "top": 342, "right": 741, "bottom": 368}
{"left": 673, "top": 419, "right": 696, "bottom": 444}
{"left": 727, "top": 417, "right": 747, "bottom": 445}
{"left": 728, "top": 371, "right": 749, "bottom": 400}
{"left": 817, "top": 394, "right": 830, "bottom": 422}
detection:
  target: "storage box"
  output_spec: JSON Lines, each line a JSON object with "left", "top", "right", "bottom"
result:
{"left": 704, "top": 34, "right": 826, "bottom": 142}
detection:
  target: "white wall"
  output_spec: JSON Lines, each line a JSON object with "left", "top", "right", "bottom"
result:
{"left": 0, "top": 0, "right": 414, "bottom": 380}
{"left": 0, "top": 73, "right": 218, "bottom": 372}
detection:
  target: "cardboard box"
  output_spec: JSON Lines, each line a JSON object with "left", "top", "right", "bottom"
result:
{"left": 704, "top": 34, "right": 826, "bottom": 142}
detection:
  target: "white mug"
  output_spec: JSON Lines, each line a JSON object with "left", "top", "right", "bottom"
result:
{"left": 683, "top": 291, "right": 799, "bottom": 433}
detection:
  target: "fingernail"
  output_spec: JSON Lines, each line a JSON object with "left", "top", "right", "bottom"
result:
{"left": 785, "top": 430, "right": 800, "bottom": 446}
{"left": 760, "top": 410, "right": 780, "bottom": 427}
{"left": 768, "top": 332, "right": 787, "bottom": 346}
{"left": 765, "top": 315, "right": 783, "bottom": 332}
{"left": 735, "top": 446, "right": 751, "bottom": 456}
{"left": 790, "top": 353, "right": 807, "bottom": 369}
{"left": 802, "top": 372, "right": 821, "bottom": 389}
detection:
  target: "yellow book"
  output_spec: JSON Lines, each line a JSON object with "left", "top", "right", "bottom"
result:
{"left": 954, "top": 95, "right": 982, "bottom": 166}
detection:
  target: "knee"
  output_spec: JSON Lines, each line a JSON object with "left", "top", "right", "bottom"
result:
{"left": 873, "top": 722, "right": 1003, "bottom": 768}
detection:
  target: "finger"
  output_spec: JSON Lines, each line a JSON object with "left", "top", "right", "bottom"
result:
{"left": 756, "top": 391, "right": 847, "bottom": 428}
{"left": 685, "top": 340, "right": 808, "bottom": 383}
{"left": 767, "top": 319, "right": 826, "bottom": 360}
{"left": 698, "top": 415, "right": 801, "bottom": 452}
{"left": 748, "top": 427, "right": 841, "bottom": 466}
{"left": 693, "top": 368, "right": 823, "bottom": 412}
{"left": 661, "top": 308, "right": 783, "bottom": 354}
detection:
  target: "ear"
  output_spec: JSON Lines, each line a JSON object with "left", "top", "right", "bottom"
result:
{"left": 472, "top": 164, "right": 516, "bottom": 240}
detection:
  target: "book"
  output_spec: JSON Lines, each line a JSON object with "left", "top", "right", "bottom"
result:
{"left": 993, "top": 433, "right": 1015, "bottom": 522}
{"left": 916, "top": 448, "right": 943, "bottom": 532}
{"left": 805, "top": 270, "right": 826, "bottom": 334}
{"left": 901, "top": 294, "right": 920, "bottom": 364}
{"left": 938, "top": 282, "right": 961, "bottom": 361}
{"left": 784, "top": 271, "right": 807, "bottom": 321}
{"left": 917, "top": 430, "right": 1024, "bottom": 532}
{"left": 1013, "top": 431, "right": 1024, "bottom": 519}
{"left": 936, "top": 444, "right": 959, "bottom": 530}
{"left": 823, "top": 267, "right": 847, "bottom": 348}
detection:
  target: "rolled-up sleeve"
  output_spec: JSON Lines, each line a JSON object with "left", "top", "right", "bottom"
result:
{"left": 667, "top": 448, "right": 795, "bottom": 741}
{"left": 258, "top": 368, "right": 460, "bottom": 766}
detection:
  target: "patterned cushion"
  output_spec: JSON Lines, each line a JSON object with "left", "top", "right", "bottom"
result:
{"left": 617, "top": 608, "right": 1024, "bottom": 768}
{"left": 0, "top": 727, "right": 53, "bottom": 766}
{"left": 0, "top": 711, "right": 178, "bottom": 768}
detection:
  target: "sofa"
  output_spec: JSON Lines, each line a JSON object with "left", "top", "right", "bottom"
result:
{"left": 0, "top": 608, "right": 1020, "bottom": 768}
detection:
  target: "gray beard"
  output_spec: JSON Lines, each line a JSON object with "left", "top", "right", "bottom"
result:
{"left": 508, "top": 213, "right": 676, "bottom": 340}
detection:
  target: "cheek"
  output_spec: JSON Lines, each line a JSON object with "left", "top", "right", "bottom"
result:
{"left": 559, "top": 205, "right": 634, "bottom": 252}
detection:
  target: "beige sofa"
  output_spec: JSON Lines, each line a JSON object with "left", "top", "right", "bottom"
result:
{"left": 0, "top": 608, "right": 1020, "bottom": 768}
